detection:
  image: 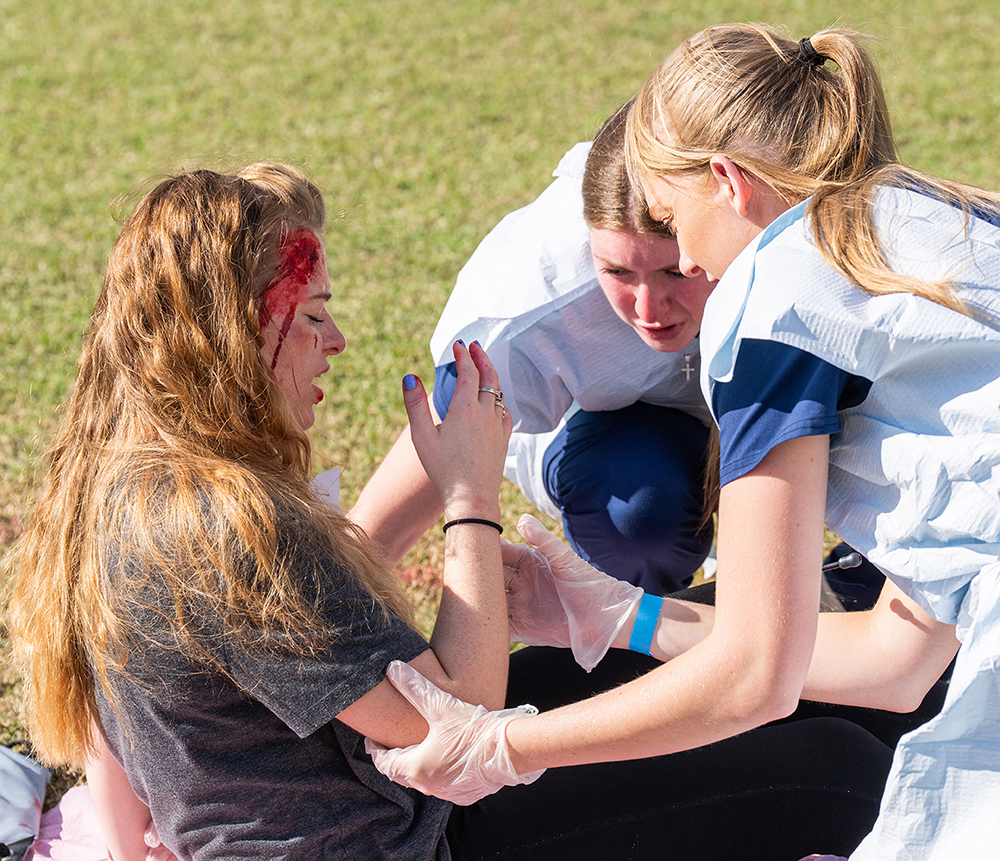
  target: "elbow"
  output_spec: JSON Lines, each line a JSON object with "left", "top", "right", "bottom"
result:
{"left": 724, "top": 665, "right": 805, "bottom": 730}
{"left": 858, "top": 637, "right": 955, "bottom": 713}
{"left": 702, "top": 631, "right": 811, "bottom": 731}
{"left": 748, "top": 684, "right": 801, "bottom": 726}
{"left": 866, "top": 672, "right": 941, "bottom": 714}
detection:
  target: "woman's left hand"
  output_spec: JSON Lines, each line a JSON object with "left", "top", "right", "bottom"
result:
{"left": 402, "top": 341, "right": 512, "bottom": 522}
{"left": 364, "top": 661, "right": 545, "bottom": 805}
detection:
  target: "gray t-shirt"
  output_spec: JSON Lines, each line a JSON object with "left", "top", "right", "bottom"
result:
{"left": 94, "top": 530, "right": 450, "bottom": 861}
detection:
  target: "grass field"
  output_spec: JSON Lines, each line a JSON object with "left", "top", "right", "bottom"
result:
{"left": 3, "top": 0, "right": 1000, "bottom": 803}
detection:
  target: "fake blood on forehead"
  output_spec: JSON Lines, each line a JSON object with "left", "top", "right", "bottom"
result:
{"left": 259, "top": 228, "right": 321, "bottom": 368}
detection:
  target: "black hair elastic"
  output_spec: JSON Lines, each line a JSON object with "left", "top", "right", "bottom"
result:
{"left": 442, "top": 518, "right": 503, "bottom": 535}
{"left": 798, "top": 37, "right": 826, "bottom": 67}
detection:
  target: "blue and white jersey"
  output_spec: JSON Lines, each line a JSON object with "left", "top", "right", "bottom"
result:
{"left": 702, "top": 186, "right": 1000, "bottom": 626}
{"left": 700, "top": 185, "right": 1000, "bottom": 860}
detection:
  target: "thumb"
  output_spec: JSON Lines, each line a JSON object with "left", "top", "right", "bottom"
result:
{"left": 500, "top": 538, "right": 533, "bottom": 571}
{"left": 144, "top": 821, "right": 161, "bottom": 848}
{"left": 384, "top": 660, "right": 468, "bottom": 725}
{"left": 516, "top": 514, "right": 575, "bottom": 568}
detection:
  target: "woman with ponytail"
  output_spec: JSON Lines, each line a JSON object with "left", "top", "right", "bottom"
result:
{"left": 368, "top": 24, "right": 999, "bottom": 861}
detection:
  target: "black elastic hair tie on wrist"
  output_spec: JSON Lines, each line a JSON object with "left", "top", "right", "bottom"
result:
{"left": 442, "top": 518, "right": 503, "bottom": 535}
{"left": 798, "top": 37, "right": 826, "bottom": 67}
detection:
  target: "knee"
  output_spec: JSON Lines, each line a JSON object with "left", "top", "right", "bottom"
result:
{"left": 541, "top": 405, "right": 714, "bottom": 592}
{"left": 543, "top": 406, "right": 709, "bottom": 539}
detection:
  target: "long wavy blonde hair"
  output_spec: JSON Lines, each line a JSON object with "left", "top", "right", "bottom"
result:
{"left": 7, "top": 163, "right": 413, "bottom": 767}
{"left": 626, "top": 23, "right": 1000, "bottom": 315}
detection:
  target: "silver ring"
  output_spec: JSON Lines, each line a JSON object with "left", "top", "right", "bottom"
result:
{"left": 478, "top": 387, "right": 504, "bottom": 407}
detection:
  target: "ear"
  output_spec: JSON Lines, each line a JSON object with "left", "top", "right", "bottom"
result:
{"left": 708, "top": 155, "right": 754, "bottom": 218}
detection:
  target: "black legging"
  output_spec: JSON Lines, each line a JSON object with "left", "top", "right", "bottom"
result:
{"left": 445, "top": 645, "right": 947, "bottom": 861}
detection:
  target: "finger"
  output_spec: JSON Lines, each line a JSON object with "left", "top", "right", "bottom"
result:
{"left": 364, "top": 736, "right": 387, "bottom": 755}
{"left": 402, "top": 374, "right": 436, "bottom": 447}
{"left": 451, "top": 340, "right": 504, "bottom": 415}
{"left": 451, "top": 339, "right": 483, "bottom": 395}
{"left": 144, "top": 821, "right": 161, "bottom": 848}
{"left": 366, "top": 743, "right": 418, "bottom": 789}
{"left": 502, "top": 540, "right": 533, "bottom": 590}
{"left": 468, "top": 340, "right": 500, "bottom": 391}
{"left": 500, "top": 538, "right": 529, "bottom": 569}
{"left": 516, "top": 514, "right": 575, "bottom": 566}
{"left": 469, "top": 342, "right": 510, "bottom": 426}
{"left": 385, "top": 659, "right": 463, "bottom": 724}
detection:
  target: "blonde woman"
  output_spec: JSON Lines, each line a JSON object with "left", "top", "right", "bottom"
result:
{"left": 368, "top": 24, "right": 999, "bottom": 861}
{"left": 8, "top": 163, "right": 532, "bottom": 860}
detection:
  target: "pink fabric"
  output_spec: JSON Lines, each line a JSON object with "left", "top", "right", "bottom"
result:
{"left": 25, "top": 787, "right": 110, "bottom": 861}
{"left": 799, "top": 856, "right": 848, "bottom": 861}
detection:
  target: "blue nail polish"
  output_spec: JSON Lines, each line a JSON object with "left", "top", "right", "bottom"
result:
{"left": 456, "top": 339, "right": 465, "bottom": 346}
{"left": 472, "top": 340, "right": 481, "bottom": 348}
{"left": 403, "top": 374, "right": 418, "bottom": 390}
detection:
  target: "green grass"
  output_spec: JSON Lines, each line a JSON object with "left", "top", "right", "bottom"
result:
{"left": 2, "top": 0, "right": 1000, "bottom": 802}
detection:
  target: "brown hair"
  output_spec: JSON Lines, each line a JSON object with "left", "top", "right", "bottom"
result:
{"left": 8, "top": 163, "right": 413, "bottom": 767}
{"left": 583, "top": 101, "right": 673, "bottom": 236}
{"left": 626, "top": 23, "right": 1000, "bottom": 315}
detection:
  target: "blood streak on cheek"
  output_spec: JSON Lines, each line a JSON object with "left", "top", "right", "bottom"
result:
{"left": 259, "top": 229, "right": 321, "bottom": 369}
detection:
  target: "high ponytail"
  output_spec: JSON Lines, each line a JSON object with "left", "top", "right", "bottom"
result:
{"left": 626, "top": 23, "right": 1000, "bottom": 315}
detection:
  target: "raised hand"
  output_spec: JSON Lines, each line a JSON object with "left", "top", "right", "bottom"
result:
{"left": 401, "top": 341, "right": 512, "bottom": 522}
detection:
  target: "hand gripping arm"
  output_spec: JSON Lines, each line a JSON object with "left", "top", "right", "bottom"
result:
{"left": 365, "top": 661, "right": 545, "bottom": 805}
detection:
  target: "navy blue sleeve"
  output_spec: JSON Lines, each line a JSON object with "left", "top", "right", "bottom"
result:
{"left": 431, "top": 361, "right": 458, "bottom": 419}
{"left": 713, "top": 339, "right": 871, "bottom": 487}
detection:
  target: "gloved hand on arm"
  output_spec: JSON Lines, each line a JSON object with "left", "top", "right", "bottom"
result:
{"left": 365, "top": 661, "right": 545, "bottom": 805}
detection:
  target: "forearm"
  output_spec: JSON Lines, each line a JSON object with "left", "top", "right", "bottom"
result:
{"left": 85, "top": 728, "right": 152, "bottom": 861}
{"left": 334, "top": 524, "right": 509, "bottom": 746}
{"left": 610, "top": 593, "right": 716, "bottom": 660}
{"left": 803, "top": 577, "right": 959, "bottom": 711}
{"left": 508, "top": 436, "right": 830, "bottom": 773}
{"left": 427, "top": 521, "right": 510, "bottom": 709}
{"left": 350, "top": 423, "right": 443, "bottom": 563}
{"left": 506, "top": 628, "right": 792, "bottom": 772}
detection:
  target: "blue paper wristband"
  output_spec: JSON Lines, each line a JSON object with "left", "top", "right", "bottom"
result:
{"left": 628, "top": 593, "right": 664, "bottom": 656}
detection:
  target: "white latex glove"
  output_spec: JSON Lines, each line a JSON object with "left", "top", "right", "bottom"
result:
{"left": 506, "top": 514, "right": 644, "bottom": 672}
{"left": 365, "top": 661, "right": 545, "bottom": 806}
{"left": 502, "top": 539, "right": 570, "bottom": 650}
{"left": 144, "top": 821, "right": 181, "bottom": 861}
